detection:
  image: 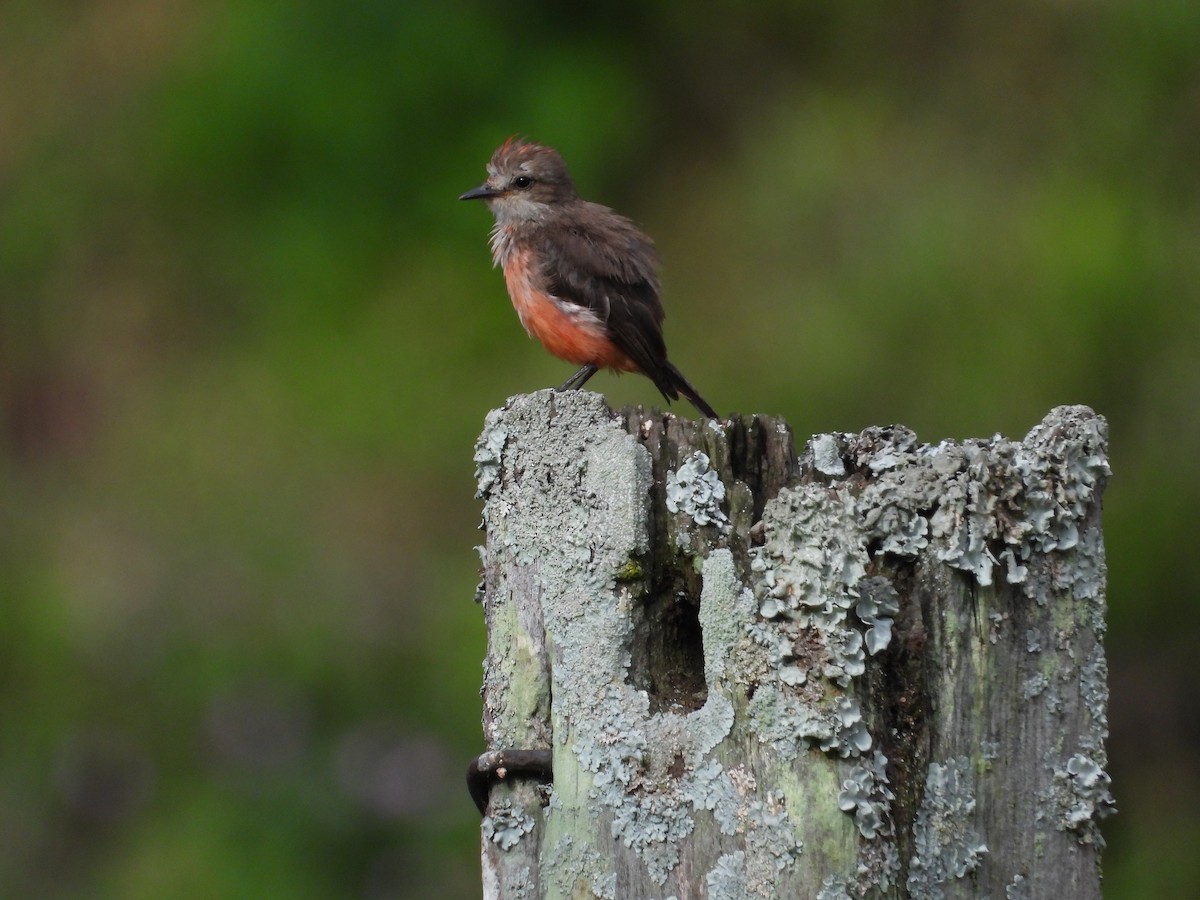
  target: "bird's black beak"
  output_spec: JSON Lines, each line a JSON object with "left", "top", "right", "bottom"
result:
{"left": 459, "top": 183, "right": 501, "bottom": 201}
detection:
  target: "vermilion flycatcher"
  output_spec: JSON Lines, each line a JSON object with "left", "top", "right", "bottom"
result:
{"left": 460, "top": 138, "right": 718, "bottom": 419}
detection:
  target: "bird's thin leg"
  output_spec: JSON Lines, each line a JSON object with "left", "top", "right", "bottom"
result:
{"left": 557, "top": 364, "right": 598, "bottom": 392}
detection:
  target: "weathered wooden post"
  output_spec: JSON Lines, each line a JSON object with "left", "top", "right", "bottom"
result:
{"left": 471, "top": 390, "right": 1112, "bottom": 898}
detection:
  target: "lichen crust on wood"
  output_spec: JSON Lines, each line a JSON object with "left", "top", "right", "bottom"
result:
{"left": 475, "top": 391, "right": 1111, "bottom": 899}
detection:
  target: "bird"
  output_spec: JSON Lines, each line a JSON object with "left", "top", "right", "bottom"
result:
{"left": 459, "top": 137, "right": 718, "bottom": 419}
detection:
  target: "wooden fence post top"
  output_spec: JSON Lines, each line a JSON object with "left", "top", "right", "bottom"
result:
{"left": 474, "top": 391, "right": 1111, "bottom": 899}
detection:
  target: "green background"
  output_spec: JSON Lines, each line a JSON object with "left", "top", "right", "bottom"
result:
{"left": 2, "top": 2, "right": 1196, "bottom": 896}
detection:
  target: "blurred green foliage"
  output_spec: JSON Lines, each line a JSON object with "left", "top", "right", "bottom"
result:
{"left": 1, "top": 1, "right": 1197, "bottom": 896}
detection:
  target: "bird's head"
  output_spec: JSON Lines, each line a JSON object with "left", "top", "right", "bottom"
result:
{"left": 459, "top": 137, "right": 577, "bottom": 222}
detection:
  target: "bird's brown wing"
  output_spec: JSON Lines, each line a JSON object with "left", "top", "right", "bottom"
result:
{"left": 537, "top": 205, "right": 671, "bottom": 380}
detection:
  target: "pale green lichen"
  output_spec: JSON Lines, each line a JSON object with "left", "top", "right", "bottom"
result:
{"left": 816, "top": 874, "right": 852, "bottom": 900}
{"left": 1006, "top": 872, "right": 1031, "bottom": 899}
{"left": 483, "top": 798, "right": 535, "bottom": 850}
{"left": 1046, "top": 752, "right": 1116, "bottom": 845}
{"left": 699, "top": 551, "right": 749, "bottom": 683}
{"left": 906, "top": 757, "right": 988, "bottom": 898}
{"left": 473, "top": 408, "right": 507, "bottom": 498}
{"left": 1079, "top": 645, "right": 1110, "bottom": 751}
{"left": 590, "top": 871, "right": 616, "bottom": 899}
{"left": 705, "top": 851, "right": 747, "bottom": 900}
{"left": 848, "top": 406, "right": 1110, "bottom": 593}
{"left": 542, "top": 833, "right": 609, "bottom": 899}
{"left": 838, "top": 751, "right": 895, "bottom": 839}
{"left": 856, "top": 576, "right": 899, "bottom": 656}
{"left": 665, "top": 451, "right": 731, "bottom": 531}
{"left": 744, "top": 484, "right": 879, "bottom": 763}
{"left": 745, "top": 790, "right": 803, "bottom": 872}
{"left": 811, "top": 433, "right": 847, "bottom": 477}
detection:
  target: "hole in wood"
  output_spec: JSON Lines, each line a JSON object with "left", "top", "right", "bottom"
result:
{"left": 627, "top": 571, "right": 707, "bottom": 714}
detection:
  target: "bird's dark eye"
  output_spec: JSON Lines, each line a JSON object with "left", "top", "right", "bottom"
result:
{"left": 512, "top": 175, "right": 533, "bottom": 189}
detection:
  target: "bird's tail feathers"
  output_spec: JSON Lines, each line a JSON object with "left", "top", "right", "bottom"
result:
{"left": 659, "top": 362, "right": 718, "bottom": 419}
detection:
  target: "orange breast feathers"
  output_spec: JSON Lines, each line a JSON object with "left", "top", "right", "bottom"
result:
{"left": 501, "top": 246, "right": 637, "bottom": 372}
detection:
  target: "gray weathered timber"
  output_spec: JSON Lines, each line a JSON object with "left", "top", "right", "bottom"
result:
{"left": 473, "top": 391, "right": 1112, "bottom": 899}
